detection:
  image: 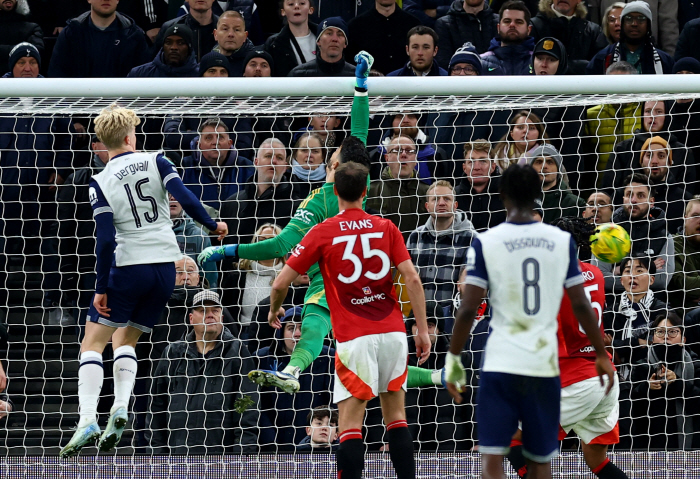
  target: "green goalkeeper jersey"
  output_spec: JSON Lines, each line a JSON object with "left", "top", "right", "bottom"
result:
{"left": 236, "top": 92, "right": 370, "bottom": 309}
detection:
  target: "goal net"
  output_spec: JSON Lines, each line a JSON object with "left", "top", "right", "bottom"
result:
{"left": 1, "top": 76, "right": 699, "bottom": 478}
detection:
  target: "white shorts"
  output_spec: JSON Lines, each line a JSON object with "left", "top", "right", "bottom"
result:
{"left": 560, "top": 374, "right": 620, "bottom": 445}
{"left": 333, "top": 331, "right": 408, "bottom": 403}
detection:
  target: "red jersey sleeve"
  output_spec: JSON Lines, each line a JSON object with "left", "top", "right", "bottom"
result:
{"left": 286, "top": 225, "right": 323, "bottom": 275}
{"left": 388, "top": 220, "right": 412, "bottom": 266}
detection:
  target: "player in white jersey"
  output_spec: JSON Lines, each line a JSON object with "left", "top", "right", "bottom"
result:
{"left": 445, "top": 164, "right": 614, "bottom": 479}
{"left": 60, "top": 106, "right": 227, "bottom": 458}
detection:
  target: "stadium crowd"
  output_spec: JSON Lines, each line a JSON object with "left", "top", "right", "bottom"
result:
{"left": 1, "top": 0, "right": 700, "bottom": 456}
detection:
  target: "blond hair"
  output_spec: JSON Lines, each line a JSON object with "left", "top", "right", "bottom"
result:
{"left": 238, "top": 223, "right": 284, "bottom": 270}
{"left": 463, "top": 139, "right": 491, "bottom": 159}
{"left": 427, "top": 179, "right": 454, "bottom": 196}
{"left": 94, "top": 105, "right": 140, "bottom": 150}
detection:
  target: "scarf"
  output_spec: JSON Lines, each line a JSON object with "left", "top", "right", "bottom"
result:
{"left": 619, "top": 289, "right": 656, "bottom": 340}
{"left": 291, "top": 159, "right": 327, "bottom": 182}
{"left": 612, "top": 42, "right": 663, "bottom": 75}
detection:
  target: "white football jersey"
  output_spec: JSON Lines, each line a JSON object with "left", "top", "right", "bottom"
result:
{"left": 91, "top": 151, "right": 180, "bottom": 267}
{"left": 465, "top": 221, "right": 583, "bottom": 377}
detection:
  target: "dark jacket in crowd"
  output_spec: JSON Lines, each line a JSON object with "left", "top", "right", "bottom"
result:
{"left": 403, "top": 0, "right": 453, "bottom": 27}
{"left": 172, "top": 215, "right": 217, "bottom": 287}
{"left": 147, "top": 327, "right": 259, "bottom": 455}
{"left": 0, "top": 2, "right": 43, "bottom": 76}
{"left": 675, "top": 17, "right": 700, "bottom": 62}
{"left": 154, "top": 13, "right": 218, "bottom": 62}
{"left": 48, "top": 12, "right": 150, "bottom": 78}
{"left": 288, "top": 53, "right": 356, "bottom": 77}
{"left": 127, "top": 48, "right": 199, "bottom": 77}
{"left": 215, "top": 38, "right": 255, "bottom": 77}
{"left": 369, "top": 129, "right": 448, "bottom": 183}
{"left": 314, "top": 0, "right": 373, "bottom": 22}
{"left": 434, "top": 0, "right": 499, "bottom": 66}
{"left": 671, "top": 235, "right": 700, "bottom": 308}
{"left": 163, "top": 116, "right": 254, "bottom": 158}
{"left": 387, "top": 60, "right": 448, "bottom": 76}
{"left": 530, "top": 0, "right": 606, "bottom": 74}
{"left": 540, "top": 178, "right": 585, "bottom": 224}
{"left": 647, "top": 178, "right": 691, "bottom": 234}
{"left": 480, "top": 36, "right": 536, "bottom": 75}
{"left": 586, "top": 42, "right": 675, "bottom": 75}
{"left": 429, "top": 110, "right": 511, "bottom": 163}
{"left": 264, "top": 22, "right": 318, "bottom": 77}
{"left": 116, "top": 0, "right": 168, "bottom": 33}
{"left": 180, "top": 140, "right": 254, "bottom": 213}
{"left": 290, "top": 173, "right": 325, "bottom": 201}
{"left": 454, "top": 175, "right": 507, "bottom": 232}
{"left": 220, "top": 172, "right": 297, "bottom": 246}
{"left": 346, "top": 7, "right": 421, "bottom": 75}
{"left": 615, "top": 205, "right": 671, "bottom": 262}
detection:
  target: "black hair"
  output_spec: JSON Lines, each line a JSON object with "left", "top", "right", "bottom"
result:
{"left": 551, "top": 216, "right": 596, "bottom": 256}
{"left": 337, "top": 135, "right": 371, "bottom": 168}
{"left": 499, "top": 0, "right": 531, "bottom": 25}
{"left": 335, "top": 162, "right": 369, "bottom": 202}
{"left": 499, "top": 163, "right": 541, "bottom": 208}
{"left": 307, "top": 405, "right": 338, "bottom": 426}
{"left": 406, "top": 25, "right": 439, "bottom": 47}
{"left": 620, "top": 255, "right": 657, "bottom": 276}
{"left": 651, "top": 311, "right": 683, "bottom": 332}
{"left": 622, "top": 172, "right": 656, "bottom": 198}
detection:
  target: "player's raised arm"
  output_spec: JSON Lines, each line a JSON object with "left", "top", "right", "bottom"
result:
{"left": 352, "top": 51, "right": 373, "bottom": 146}
{"left": 395, "top": 258, "right": 430, "bottom": 365}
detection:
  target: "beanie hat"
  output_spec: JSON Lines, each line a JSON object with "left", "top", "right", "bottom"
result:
{"left": 243, "top": 49, "right": 275, "bottom": 75}
{"left": 8, "top": 42, "right": 41, "bottom": 71}
{"left": 274, "top": 306, "right": 303, "bottom": 340}
{"left": 621, "top": 1, "right": 653, "bottom": 28}
{"left": 163, "top": 24, "right": 193, "bottom": 50}
{"left": 317, "top": 17, "right": 348, "bottom": 46}
{"left": 448, "top": 42, "right": 482, "bottom": 75}
{"left": 527, "top": 143, "right": 563, "bottom": 172}
{"left": 672, "top": 57, "right": 700, "bottom": 74}
{"left": 641, "top": 136, "right": 672, "bottom": 165}
{"left": 531, "top": 37, "right": 568, "bottom": 75}
{"left": 199, "top": 51, "right": 232, "bottom": 76}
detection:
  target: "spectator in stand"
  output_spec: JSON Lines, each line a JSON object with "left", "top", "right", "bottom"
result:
{"left": 530, "top": 36, "right": 568, "bottom": 75}
{"left": 387, "top": 25, "right": 448, "bottom": 76}
{"left": 220, "top": 138, "right": 295, "bottom": 246}
{"left": 198, "top": 50, "right": 232, "bottom": 76}
{"left": 448, "top": 42, "right": 482, "bottom": 76}
{"left": 492, "top": 110, "right": 547, "bottom": 172}
{"left": 600, "top": 3, "right": 624, "bottom": 45}
{"left": 264, "top": 0, "right": 317, "bottom": 77}
{"left": 154, "top": 0, "right": 217, "bottom": 61}
{"left": 434, "top": 0, "right": 499, "bottom": 66}
{"left": 367, "top": 135, "right": 429, "bottom": 237}
{"left": 586, "top": 1, "right": 674, "bottom": 75}
{"left": 602, "top": 100, "right": 697, "bottom": 198}
{"left": 480, "top": 1, "right": 535, "bottom": 76}
{"left": 147, "top": 290, "right": 259, "bottom": 455}
{"left": 529, "top": 0, "right": 606, "bottom": 74}
{"left": 288, "top": 16, "right": 354, "bottom": 77}
{"left": 403, "top": 0, "right": 454, "bottom": 27}
{"left": 180, "top": 118, "right": 254, "bottom": 216}
{"left": 242, "top": 49, "right": 274, "bottom": 77}
{"left": 295, "top": 114, "right": 345, "bottom": 150}
{"left": 594, "top": 173, "right": 675, "bottom": 292}
{"left": 116, "top": 0, "right": 169, "bottom": 43}
{"left": 313, "top": 0, "right": 373, "bottom": 21}
{"left": 669, "top": 59, "right": 700, "bottom": 169}
{"left": 630, "top": 312, "right": 700, "bottom": 450}
{"left": 670, "top": 197, "right": 700, "bottom": 308}
{"left": 2, "top": 41, "right": 39, "bottom": 78}
{"left": 255, "top": 306, "right": 334, "bottom": 451}
{"left": 527, "top": 144, "right": 584, "bottom": 224}
{"left": 128, "top": 24, "right": 198, "bottom": 77}
{"left": 406, "top": 181, "right": 475, "bottom": 306}
{"left": 212, "top": 11, "right": 254, "bottom": 76}
{"left": 676, "top": 19, "right": 700, "bottom": 62}
{"left": 581, "top": 191, "right": 614, "bottom": 225}
{"left": 48, "top": 0, "right": 150, "bottom": 78}
{"left": 454, "top": 140, "right": 507, "bottom": 232}
{"left": 175, "top": 1, "right": 260, "bottom": 41}
{"left": 296, "top": 406, "right": 339, "bottom": 452}
{"left": 0, "top": 0, "right": 43, "bottom": 76}
{"left": 345, "top": 0, "right": 421, "bottom": 75}
{"left": 169, "top": 194, "right": 217, "bottom": 287}
{"left": 289, "top": 132, "right": 327, "bottom": 199}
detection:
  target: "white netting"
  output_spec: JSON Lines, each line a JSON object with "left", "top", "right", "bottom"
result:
{"left": 1, "top": 78, "right": 699, "bottom": 477}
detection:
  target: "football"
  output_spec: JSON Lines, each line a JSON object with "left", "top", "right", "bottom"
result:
{"left": 590, "top": 223, "right": 631, "bottom": 263}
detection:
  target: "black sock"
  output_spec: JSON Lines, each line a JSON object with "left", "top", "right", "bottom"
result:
{"left": 507, "top": 445, "right": 529, "bottom": 478}
{"left": 594, "top": 459, "right": 628, "bottom": 479}
{"left": 336, "top": 430, "right": 364, "bottom": 479}
{"left": 387, "top": 421, "right": 415, "bottom": 479}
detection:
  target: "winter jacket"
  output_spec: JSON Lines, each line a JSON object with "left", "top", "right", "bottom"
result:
{"left": 264, "top": 22, "right": 318, "bottom": 77}
{"left": 540, "top": 178, "right": 585, "bottom": 224}
{"left": 219, "top": 172, "right": 296, "bottom": 246}
{"left": 117, "top": 0, "right": 169, "bottom": 33}
{"left": 127, "top": 48, "right": 198, "bottom": 77}
{"left": 290, "top": 174, "right": 325, "bottom": 201}
{"left": 295, "top": 435, "right": 338, "bottom": 452}
{"left": 346, "top": 7, "right": 421, "bottom": 75}
{"left": 172, "top": 215, "right": 217, "bottom": 287}
{"left": 429, "top": 109, "right": 510, "bottom": 163}
{"left": 584, "top": 102, "right": 643, "bottom": 171}
{"left": 406, "top": 210, "right": 475, "bottom": 304}
{"left": 146, "top": 327, "right": 259, "bottom": 455}
{"left": 213, "top": 38, "right": 255, "bottom": 77}
{"left": 288, "top": 53, "right": 355, "bottom": 77}
{"left": 675, "top": 17, "right": 700, "bottom": 62}
{"left": 670, "top": 234, "right": 700, "bottom": 308}
{"left": 454, "top": 175, "right": 507, "bottom": 232}
{"left": 154, "top": 13, "right": 218, "bottom": 62}
{"left": 480, "top": 36, "right": 535, "bottom": 75}
{"left": 314, "top": 0, "right": 373, "bottom": 22}
{"left": 48, "top": 12, "right": 150, "bottom": 78}
{"left": 403, "top": 0, "right": 454, "bottom": 27}
{"left": 387, "top": 60, "right": 448, "bottom": 76}
{"left": 586, "top": 42, "right": 675, "bottom": 75}
{"left": 180, "top": 141, "right": 254, "bottom": 213}
{"left": 163, "top": 116, "right": 253, "bottom": 159}
{"left": 530, "top": 0, "right": 606, "bottom": 74}
{"left": 434, "top": 1, "right": 499, "bottom": 66}
{"left": 0, "top": 4, "right": 43, "bottom": 76}
{"left": 366, "top": 167, "right": 430, "bottom": 238}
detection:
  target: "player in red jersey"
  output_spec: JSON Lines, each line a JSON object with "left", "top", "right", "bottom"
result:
{"left": 508, "top": 217, "right": 628, "bottom": 479}
{"left": 269, "top": 162, "right": 431, "bottom": 479}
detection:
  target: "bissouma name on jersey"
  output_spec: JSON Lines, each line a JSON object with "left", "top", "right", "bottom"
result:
{"left": 113, "top": 161, "right": 148, "bottom": 181}
{"left": 503, "top": 237, "right": 556, "bottom": 253}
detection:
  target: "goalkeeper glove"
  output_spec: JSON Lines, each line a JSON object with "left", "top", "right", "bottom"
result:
{"left": 445, "top": 351, "right": 466, "bottom": 393}
{"left": 197, "top": 244, "right": 238, "bottom": 265}
{"left": 354, "top": 51, "right": 374, "bottom": 90}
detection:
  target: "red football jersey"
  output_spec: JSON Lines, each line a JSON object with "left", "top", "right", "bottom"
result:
{"left": 558, "top": 261, "right": 613, "bottom": 388}
{"left": 287, "top": 208, "right": 411, "bottom": 343}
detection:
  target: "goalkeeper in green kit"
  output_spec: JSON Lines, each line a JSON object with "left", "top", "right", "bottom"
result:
{"left": 198, "top": 51, "right": 445, "bottom": 394}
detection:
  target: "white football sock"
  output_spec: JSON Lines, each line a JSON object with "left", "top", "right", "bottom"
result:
{"left": 112, "top": 345, "right": 137, "bottom": 413}
{"left": 77, "top": 350, "right": 103, "bottom": 427}
{"left": 431, "top": 369, "right": 444, "bottom": 386}
{"left": 282, "top": 365, "right": 301, "bottom": 378}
